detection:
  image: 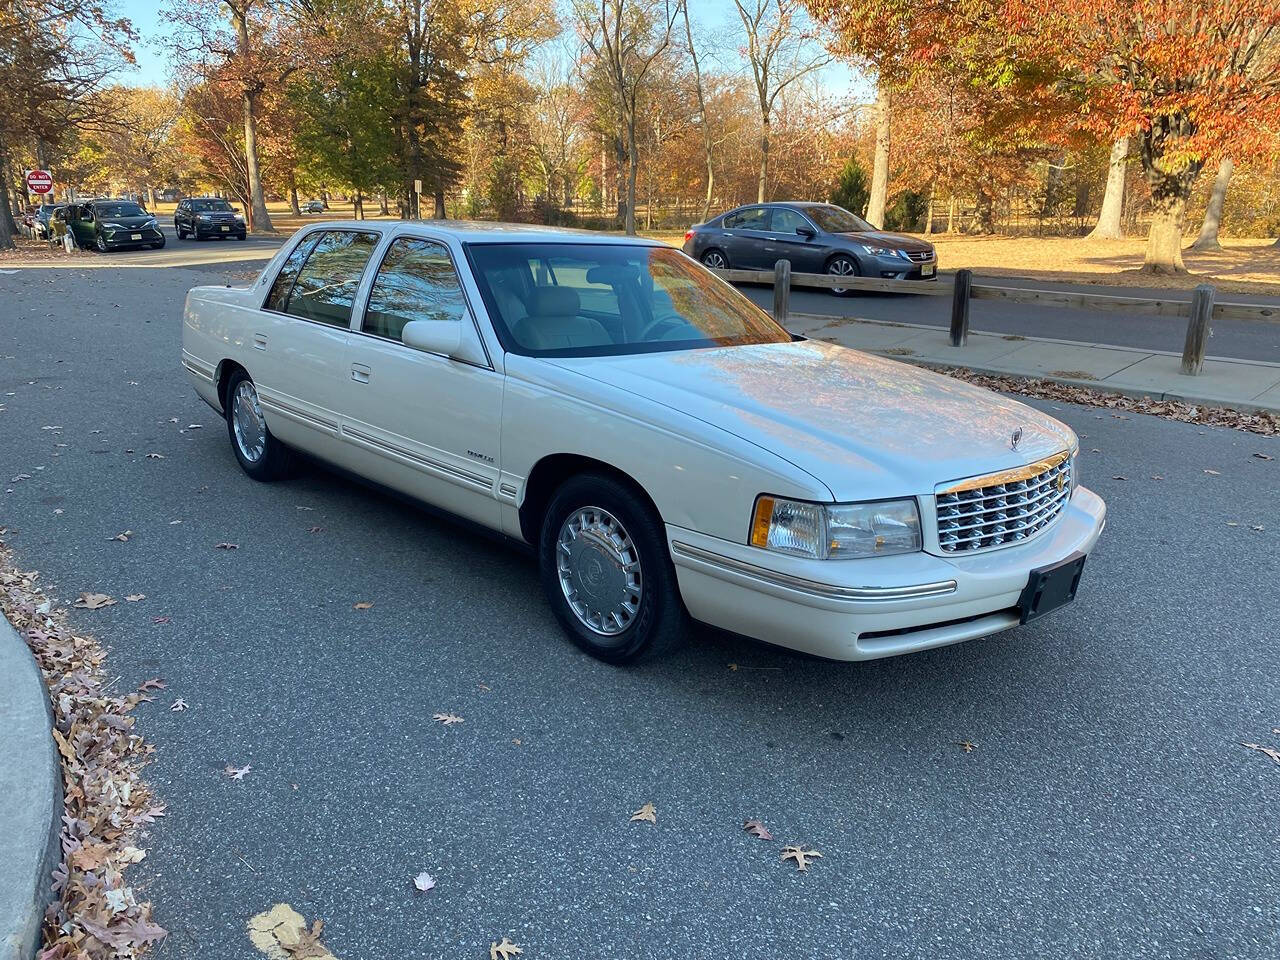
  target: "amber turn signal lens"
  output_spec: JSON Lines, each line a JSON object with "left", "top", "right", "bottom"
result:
{"left": 750, "top": 496, "right": 776, "bottom": 547}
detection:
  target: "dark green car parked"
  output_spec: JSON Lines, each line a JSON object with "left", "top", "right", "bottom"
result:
{"left": 67, "top": 201, "right": 166, "bottom": 252}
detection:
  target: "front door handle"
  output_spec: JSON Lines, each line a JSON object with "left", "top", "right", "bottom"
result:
{"left": 351, "top": 363, "right": 371, "bottom": 384}
{"left": 253, "top": 334, "right": 267, "bottom": 350}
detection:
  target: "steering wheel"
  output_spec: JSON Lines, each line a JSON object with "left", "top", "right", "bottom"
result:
{"left": 637, "top": 315, "right": 687, "bottom": 341}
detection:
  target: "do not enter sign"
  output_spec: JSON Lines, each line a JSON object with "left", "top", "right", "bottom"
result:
{"left": 26, "top": 169, "right": 53, "bottom": 195}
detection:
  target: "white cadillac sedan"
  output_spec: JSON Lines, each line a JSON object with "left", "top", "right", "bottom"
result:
{"left": 181, "top": 221, "right": 1106, "bottom": 664}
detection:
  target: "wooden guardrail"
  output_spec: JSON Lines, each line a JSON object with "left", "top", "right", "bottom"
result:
{"left": 715, "top": 262, "right": 1280, "bottom": 376}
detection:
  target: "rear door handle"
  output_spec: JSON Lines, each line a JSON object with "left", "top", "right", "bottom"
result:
{"left": 253, "top": 334, "right": 267, "bottom": 350}
{"left": 351, "top": 363, "right": 371, "bottom": 384}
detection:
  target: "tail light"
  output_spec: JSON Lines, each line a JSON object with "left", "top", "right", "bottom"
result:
{"left": 683, "top": 230, "right": 694, "bottom": 243}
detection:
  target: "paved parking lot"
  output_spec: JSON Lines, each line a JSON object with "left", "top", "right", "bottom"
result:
{"left": 2, "top": 254, "right": 1278, "bottom": 958}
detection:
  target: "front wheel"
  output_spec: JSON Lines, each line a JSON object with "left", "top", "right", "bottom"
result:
{"left": 539, "top": 474, "right": 687, "bottom": 664}
{"left": 224, "top": 371, "right": 292, "bottom": 481}
{"left": 826, "top": 255, "right": 860, "bottom": 296}
{"left": 95, "top": 233, "right": 107, "bottom": 253}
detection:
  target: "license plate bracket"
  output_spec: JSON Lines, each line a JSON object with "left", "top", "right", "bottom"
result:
{"left": 1018, "top": 552, "right": 1086, "bottom": 624}
{"left": 220, "top": 225, "right": 229, "bottom": 232}
{"left": 130, "top": 233, "right": 142, "bottom": 240}
{"left": 921, "top": 263, "right": 935, "bottom": 277}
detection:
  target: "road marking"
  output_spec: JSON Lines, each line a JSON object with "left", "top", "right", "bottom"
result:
{"left": 247, "top": 903, "right": 339, "bottom": 959}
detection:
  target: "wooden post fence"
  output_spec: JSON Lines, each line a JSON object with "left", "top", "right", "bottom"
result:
{"left": 1180, "top": 284, "right": 1215, "bottom": 375}
{"left": 773, "top": 259, "right": 791, "bottom": 327}
{"left": 949, "top": 268, "right": 972, "bottom": 346}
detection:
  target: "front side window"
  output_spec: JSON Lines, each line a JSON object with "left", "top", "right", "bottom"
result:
{"left": 281, "top": 231, "right": 379, "bottom": 327}
{"left": 467, "top": 242, "right": 790, "bottom": 357}
{"left": 363, "top": 238, "right": 467, "bottom": 341}
{"left": 723, "top": 207, "right": 769, "bottom": 230}
{"left": 771, "top": 208, "right": 813, "bottom": 234}
{"left": 804, "top": 204, "right": 872, "bottom": 234}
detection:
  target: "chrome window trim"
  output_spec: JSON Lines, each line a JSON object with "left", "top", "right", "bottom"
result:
{"left": 669, "top": 540, "right": 956, "bottom": 603}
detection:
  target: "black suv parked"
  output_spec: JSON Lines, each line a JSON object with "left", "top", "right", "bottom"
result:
{"left": 175, "top": 197, "right": 247, "bottom": 241}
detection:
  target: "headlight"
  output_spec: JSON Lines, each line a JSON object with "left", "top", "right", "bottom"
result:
{"left": 859, "top": 244, "right": 903, "bottom": 258}
{"left": 234, "top": 215, "right": 245, "bottom": 222}
{"left": 103, "top": 221, "right": 123, "bottom": 229}
{"left": 196, "top": 214, "right": 209, "bottom": 221}
{"left": 750, "top": 495, "right": 922, "bottom": 559}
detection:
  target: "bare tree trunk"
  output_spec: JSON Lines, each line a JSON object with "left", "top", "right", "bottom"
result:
{"left": 946, "top": 192, "right": 956, "bottom": 233}
{"left": 756, "top": 115, "right": 770, "bottom": 203}
{"left": 353, "top": 190, "right": 363, "bottom": 220}
{"left": 682, "top": 4, "right": 714, "bottom": 222}
{"left": 0, "top": 153, "right": 16, "bottom": 250}
{"left": 1144, "top": 193, "right": 1188, "bottom": 272}
{"left": 433, "top": 185, "right": 445, "bottom": 219}
{"left": 1191, "top": 157, "right": 1233, "bottom": 252}
{"left": 241, "top": 91, "right": 274, "bottom": 233}
{"left": 866, "top": 83, "right": 891, "bottom": 228}
{"left": 924, "top": 181, "right": 935, "bottom": 234}
{"left": 379, "top": 191, "right": 389, "bottom": 216}
{"left": 625, "top": 113, "right": 639, "bottom": 235}
{"left": 288, "top": 184, "right": 300, "bottom": 215}
{"left": 1088, "top": 137, "right": 1128, "bottom": 240}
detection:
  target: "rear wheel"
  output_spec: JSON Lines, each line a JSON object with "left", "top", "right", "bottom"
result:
{"left": 700, "top": 248, "right": 728, "bottom": 270}
{"left": 827, "top": 254, "right": 860, "bottom": 296}
{"left": 539, "top": 474, "right": 686, "bottom": 664}
{"left": 224, "top": 371, "right": 292, "bottom": 481}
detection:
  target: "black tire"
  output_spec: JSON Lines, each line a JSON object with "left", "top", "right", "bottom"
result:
{"left": 538, "top": 473, "right": 687, "bottom": 664}
{"left": 826, "top": 254, "right": 860, "bottom": 296}
{"left": 95, "top": 233, "right": 107, "bottom": 253}
{"left": 237, "top": 233, "right": 247, "bottom": 241}
{"left": 151, "top": 240, "right": 165, "bottom": 249}
{"left": 223, "top": 370, "right": 292, "bottom": 481}
{"left": 700, "top": 248, "right": 729, "bottom": 270}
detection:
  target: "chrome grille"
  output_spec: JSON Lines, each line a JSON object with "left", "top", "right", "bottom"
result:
{"left": 935, "top": 453, "right": 1073, "bottom": 553}
{"left": 904, "top": 250, "right": 934, "bottom": 263}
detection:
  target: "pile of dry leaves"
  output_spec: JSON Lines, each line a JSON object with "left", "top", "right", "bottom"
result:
{"left": 940, "top": 367, "right": 1280, "bottom": 437}
{"left": 0, "top": 543, "right": 167, "bottom": 958}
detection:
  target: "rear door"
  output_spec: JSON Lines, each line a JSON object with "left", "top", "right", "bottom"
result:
{"left": 340, "top": 234, "right": 503, "bottom": 528}
{"left": 250, "top": 229, "right": 381, "bottom": 462}
{"left": 720, "top": 206, "right": 773, "bottom": 269}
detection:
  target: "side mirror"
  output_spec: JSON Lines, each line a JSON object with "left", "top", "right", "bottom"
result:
{"left": 401, "top": 319, "right": 462, "bottom": 358}
{"left": 796, "top": 226, "right": 816, "bottom": 239}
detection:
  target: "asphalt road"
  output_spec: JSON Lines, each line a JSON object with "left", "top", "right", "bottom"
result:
{"left": 2, "top": 255, "right": 1279, "bottom": 959}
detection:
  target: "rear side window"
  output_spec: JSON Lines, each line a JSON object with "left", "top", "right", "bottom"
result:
{"left": 363, "top": 238, "right": 467, "bottom": 341}
{"left": 264, "top": 234, "right": 322, "bottom": 312}
{"left": 724, "top": 207, "right": 769, "bottom": 230}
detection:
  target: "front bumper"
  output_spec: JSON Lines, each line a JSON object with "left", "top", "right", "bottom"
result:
{"left": 866, "top": 252, "right": 937, "bottom": 280}
{"left": 667, "top": 485, "right": 1106, "bottom": 661}
{"left": 192, "top": 221, "right": 246, "bottom": 238}
{"left": 102, "top": 227, "right": 164, "bottom": 247}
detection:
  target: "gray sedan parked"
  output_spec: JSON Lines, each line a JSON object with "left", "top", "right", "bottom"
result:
{"left": 683, "top": 202, "right": 937, "bottom": 294}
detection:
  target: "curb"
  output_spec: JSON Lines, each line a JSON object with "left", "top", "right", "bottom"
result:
{"left": 794, "top": 314, "right": 1280, "bottom": 416}
{"left": 0, "top": 615, "right": 61, "bottom": 960}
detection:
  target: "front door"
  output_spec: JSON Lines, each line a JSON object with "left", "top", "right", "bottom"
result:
{"left": 340, "top": 234, "right": 504, "bottom": 529}
{"left": 764, "top": 207, "right": 824, "bottom": 273}
{"left": 67, "top": 206, "right": 96, "bottom": 247}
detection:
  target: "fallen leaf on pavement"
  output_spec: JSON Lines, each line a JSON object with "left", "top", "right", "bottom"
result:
{"left": 1241, "top": 742, "right": 1280, "bottom": 765}
{"left": 353, "top": 601, "right": 373, "bottom": 610}
{"left": 308, "top": 526, "right": 324, "bottom": 533}
{"left": 125, "top": 593, "right": 146, "bottom": 602}
{"left": 1252, "top": 525, "right": 1265, "bottom": 531}
{"left": 490, "top": 937, "right": 522, "bottom": 960}
{"left": 956, "top": 740, "right": 977, "bottom": 753}
{"left": 74, "top": 592, "right": 116, "bottom": 609}
{"left": 152, "top": 616, "right": 171, "bottom": 624}
{"left": 1111, "top": 475, "right": 1128, "bottom": 481}
{"left": 109, "top": 531, "right": 133, "bottom": 542}
{"left": 781, "top": 846, "right": 823, "bottom": 871}
{"left": 1204, "top": 469, "right": 1221, "bottom": 475}
{"left": 139, "top": 678, "right": 165, "bottom": 691}
{"left": 630, "top": 802, "right": 657, "bottom": 824}
{"left": 170, "top": 698, "right": 188, "bottom": 712}
{"left": 432, "top": 713, "right": 464, "bottom": 726}
{"left": 744, "top": 819, "right": 774, "bottom": 840}
{"left": 145, "top": 453, "right": 165, "bottom": 460}
{"left": 215, "top": 542, "right": 238, "bottom": 550}
{"left": 1253, "top": 453, "right": 1274, "bottom": 461}
{"left": 413, "top": 872, "right": 436, "bottom": 893}
{"left": 281, "top": 918, "right": 328, "bottom": 959}
{"left": 225, "top": 764, "right": 252, "bottom": 780}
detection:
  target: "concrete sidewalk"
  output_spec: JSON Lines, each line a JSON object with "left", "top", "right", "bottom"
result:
{"left": 0, "top": 616, "right": 61, "bottom": 960}
{"left": 791, "top": 313, "right": 1280, "bottom": 415}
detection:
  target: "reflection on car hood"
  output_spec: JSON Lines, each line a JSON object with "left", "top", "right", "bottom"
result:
{"left": 542, "top": 340, "right": 1075, "bottom": 500}
{"left": 837, "top": 230, "right": 933, "bottom": 253}
{"left": 105, "top": 216, "right": 154, "bottom": 228}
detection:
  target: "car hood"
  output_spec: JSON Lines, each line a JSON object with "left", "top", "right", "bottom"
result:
{"left": 540, "top": 340, "right": 1076, "bottom": 501}
{"left": 838, "top": 230, "right": 933, "bottom": 253}
{"left": 103, "top": 215, "right": 155, "bottom": 228}
{"left": 194, "top": 210, "right": 239, "bottom": 219}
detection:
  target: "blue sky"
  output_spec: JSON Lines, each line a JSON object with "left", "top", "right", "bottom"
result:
{"left": 116, "top": 0, "right": 869, "bottom": 101}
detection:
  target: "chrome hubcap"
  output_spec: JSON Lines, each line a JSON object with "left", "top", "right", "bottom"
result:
{"left": 828, "top": 257, "right": 855, "bottom": 293}
{"left": 703, "top": 251, "right": 726, "bottom": 269}
{"left": 231, "top": 380, "right": 267, "bottom": 462}
{"left": 556, "top": 506, "right": 643, "bottom": 636}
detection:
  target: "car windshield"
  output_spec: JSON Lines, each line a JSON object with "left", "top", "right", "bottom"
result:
{"left": 190, "top": 199, "right": 233, "bottom": 213}
{"left": 804, "top": 204, "right": 873, "bottom": 234}
{"left": 96, "top": 203, "right": 146, "bottom": 218}
{"left": 467, "top": 242, "right": 790, "bottom": 357}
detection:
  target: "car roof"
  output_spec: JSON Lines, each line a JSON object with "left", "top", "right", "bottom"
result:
{"left": 296, "top": 219, "right": 669, "bottom": 246}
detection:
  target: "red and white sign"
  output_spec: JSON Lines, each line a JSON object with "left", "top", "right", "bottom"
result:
{"left": 25, "top": 169, "right": 53, "bottom": 195}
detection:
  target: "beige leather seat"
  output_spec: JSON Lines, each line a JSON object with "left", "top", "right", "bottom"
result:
{"left": 512, "top": 287, "right": 612, "bottom": 350}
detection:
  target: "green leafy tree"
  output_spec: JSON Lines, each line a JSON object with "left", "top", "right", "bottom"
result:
{"left": 829, "top": 156, "right": 869, "bottom": 216}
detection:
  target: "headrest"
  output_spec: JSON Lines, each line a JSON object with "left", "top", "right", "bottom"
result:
{"left": 529, "top": 286, "right": 580, "bottom": 317}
